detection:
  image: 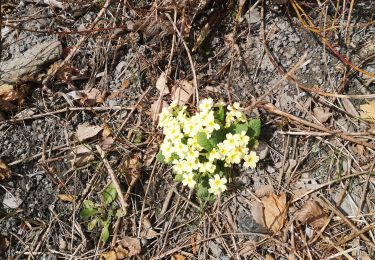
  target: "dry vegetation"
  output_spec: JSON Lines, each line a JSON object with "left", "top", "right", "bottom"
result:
{"left": 1, "top": 0, "right": 375, "bottom": 259}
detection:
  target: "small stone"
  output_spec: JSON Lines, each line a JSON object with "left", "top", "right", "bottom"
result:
{"left": 3, "top": 192, "right": 23, "bottom": 209}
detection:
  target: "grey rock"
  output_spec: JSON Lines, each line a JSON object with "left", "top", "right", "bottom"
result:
{"left": 0, "top": 40, "right": 62, "bottom": 83}
{"left": 3, "top": 192, "right": 23, "bottom": 209}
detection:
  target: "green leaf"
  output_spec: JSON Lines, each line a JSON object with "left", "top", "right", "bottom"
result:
{"left": 234, "top": 123, "right": 248, "bottom": 134}
{"left": 248, "top": 119, "right": 261, "bottom": 138}
{"left": 83, "top": 199, "right": 95, "bottom": 209}
{"left": 210, "top": 129, "right": 225, "bottom": 146}
{"left": 102, "top": 182, "right": 117, "bottom": 206}
{"left": 215, "top": 105, "right": 225, "bottom": 124}
{"left": 87, "top": 217, "right": 99, "bottom": 231}
{"left": 100, "top": 222, "right": 110, "bottom": 242}
{"left": 80, "top": 208, "right": 98, "bottom": 218}
{"left": 174, "top": 174, "right": 183, "bottom": 182}
{"left": 196, "top": 183, "right": 209, "bottom": 201}
{"left": 156, "top": 150, "right": 165, "bottom": 163}
{"left": 196, "top": 132, "right": 213, "bottom": 151}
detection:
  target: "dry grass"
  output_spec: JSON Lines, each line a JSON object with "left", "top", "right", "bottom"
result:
{"left": 1, "top": 0, "right": 375, "bottom": 259}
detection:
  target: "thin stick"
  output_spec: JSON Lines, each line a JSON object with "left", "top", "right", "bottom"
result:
{"left": 113, "top": 86, "right": 152, "bottom": 142}
{"left": 43, "top": 0, "right": 112, "bottom": 85}
{"left": 2, "top": 106, "right": 131, "bottom": 124}
{"left": 166, "top": 13, "right": 199, "bottom": 104}
{"left": 291, "top": 171, "right": 375, "bottom": 203}
{"left": 261, "top": 103, "right": 375, "bottom": 149}
{"left": 95, "top": 145, "right": 128, "bottom": 215}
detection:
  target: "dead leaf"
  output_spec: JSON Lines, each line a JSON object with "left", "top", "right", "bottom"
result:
{"left": 238, "top": 241, "right": 256, "bottom": 257}
{"left": 191, "top": 233, "right": 198, "bottom": 255}
{"left": 0, "top": 160, "right": 12, "bottom": 181}
{"left": 261, "top": 192, "right": 288, "bottom": 233}
{"left": 141, "top": 218, "right": 158, "bottom": 239}
{"left": 118, "top": 154, "right": 141, "bottom": 185}
{"left": 172, "top": 254, "right": 185, "bottom": 260}
{"left": 70, "top": 145, "right": 94, "bottom": 167}
{"left": 251, "top": 200, "right": 267, "bottom": 229}
{"left": 57, "top": 194, "right": 75, "bottom": 202}
{"left": 0, "top": 236, "right": 9, "bottom": 252}
{"left": 15, "top": 108, "right": 36, "bottom": 119}
{"left": 100, "top": 250, "right": 117, "bottom": 260}
{"left": 100, "top": 237, "right": 141, "bottom": 259}
{"left": 172, "top": 80, "right": 194, "bottom": 105}
{"left": 360, "top": 101, "right": 375, "bottom": 123}
{"left": 0, "top": 83, "right": 21, "bottom": 101}
{"left": 116, "top": 237, "right": 141, "bottom": 257}
{"left": 341, "top": 98, "right": 360, "bottom": 117}
{"left": 76, "top": 123, "right": 103, "bottom": 142}
{"left": 143, "top": 143, "right": 158, "bottom": 166}
{"left": 255, "top": 185, "right": 274, "bottom": 198}
{"left": 156, "top": 72, "right": 169, "bottom": 95}
{"left": 150, "top": 99, "right": 168, "bottom": 122}
{"left": 67, "top": 88, "right": 104, "bottom": 105}
{"left": 295, "top": 200, "right": 328, "bottom": 230}
{"left": 120, "top": 79, "right": 130, "bottom": 90}
{"left": 100, "top": 137, "right": 114, "bottom": 150}
{"left": 101, "top": 123, "right": 112, "bottom": 138}
{"left": 266, "top": 255, "right": 275, "bottom": 260}
{"left": 313, "top": 107, "right": 332, "bottom": 123}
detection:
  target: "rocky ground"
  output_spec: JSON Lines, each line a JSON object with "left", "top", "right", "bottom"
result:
{"left": 1, "top": 0, "right": 375, "bottom": 259}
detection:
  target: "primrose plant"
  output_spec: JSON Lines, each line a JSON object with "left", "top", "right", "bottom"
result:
{"left": 157, "top": 98, "right": 261, "bottom": 202}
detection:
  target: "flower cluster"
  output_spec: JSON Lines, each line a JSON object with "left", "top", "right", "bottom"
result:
{"left": 157, "top": 98, "right": 261, "bottom": 199}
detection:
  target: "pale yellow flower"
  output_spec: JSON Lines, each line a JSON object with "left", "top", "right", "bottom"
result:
{"left": 182, "top": 172, "right": 196, "bottom": 189}
{"left": 243, "top": 151, "right": 259, "bottom": 169}
{"left": 208, "top": 174, "right": 227, "bottom": 195}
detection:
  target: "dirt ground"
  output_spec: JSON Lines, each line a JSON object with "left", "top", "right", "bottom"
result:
{"left": 1, "top": 0, "right": 375, "bottom": 259}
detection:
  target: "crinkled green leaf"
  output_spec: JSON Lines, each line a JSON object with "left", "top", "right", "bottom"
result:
{"left": 210, "top": 129, "right": 225, "bottom": 146}
{"left": 102, "top": 182, "right": 117, "bottom": 206}
{"left": 248, "top": 119, "right": 261, "bottom": 138}
{"left": 100, "top": 222, "right": 110, "bottom": 242}
{"left": 83, "top": 199, "right": 95, "bottom": 209}
{"left": 215, "top": 105, "right": 225, "bottom": 124}
{"left": 197, "top": 132, "right": 213, "bottom": 151}
{"left": 234, "top": 123, "right": 248, "bottom": 134}
{"left": 80, "top": 208, "right": 98, "bottom": 218}
{"left": 174, "top": 174, "right": 183, "bottom": 182}
{"left": 156, "top": 150, "right": 165, "bottom": 163}
{"left": 87, "top": 217, "right": 99, "bottom": 231}
{"left": 196, "top": 182, "right": 209, "bottom": 201}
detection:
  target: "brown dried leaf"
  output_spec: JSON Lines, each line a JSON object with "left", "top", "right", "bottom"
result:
{"left": 250, "top": 200, "right": 267, "bottom": 229}
{"left": 172, "top": 80, "right": 194, "bottom": 105}
{"left": 255, "top": 185, "right": 274, "bottom": 198}
{"left": 143, "top": 143, "right": 158, "bottom": 166}
{"left": 119, "top": 154, "right": 141, "bottom": 185}
{"left": 341, "top": 98, "right": 360, "bottom": 117}
{"left": 76, "top": 123, "right": 103, "bottom": 142}
{"left": 141, "top": 218, "right": 158, "bottom": 239}
{"left": 150, "top": 100, "right": 168, "bottom": 122}
{"left": 360, "top": 101, "right": 375, "bottom": 123}
{"left": 120, "top": 79, "right": 130, "bottom": 90}
{"left": 57, "top": 194, "right": 75, "bottom": 202}
{"left": 0, "top": 83, "right": 21, "bottom": 101}
{"left": 0, "top": 160, "right": 12, "bottom": 181}
{"left": 101, "top": 123, "right": 112, "bottom": 138}
{"left": 70, "top": 145, "right": 94, "bottom": 167}
{"left": 156, "top": 72, "right": 169, "bottom": 95}
{"left": 295, "top": 200, "right": 328, "bottom": 230}
{"left": 99, "top": 250, "right": 117, "bottom": 260}
{"left": 313, "top": 107, "right": 332, "bottom": 123}
{"left": 261, "top": 192, "right": 288, "bottom": 233}
{"left": 172, "top": 254, "right": 185, "bottom": 260}
{"left": 0, "top": 236, "right": 9, "bottom": 252}
{"left": 116, "top": 237, "right": 141, "bottom": 257}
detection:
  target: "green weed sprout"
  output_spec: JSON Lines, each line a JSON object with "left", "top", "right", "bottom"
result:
{"left": 156, "top": 98, "right": 261, "bottom": 202}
